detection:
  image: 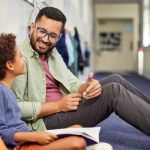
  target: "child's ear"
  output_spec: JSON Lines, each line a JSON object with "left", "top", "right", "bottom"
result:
{"left": 6, "top": 61, "right": 14, "bottom": 71}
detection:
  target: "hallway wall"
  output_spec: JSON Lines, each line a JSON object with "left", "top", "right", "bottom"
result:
{"left": 0, "top": 0, "right": 46, "bottom": 44}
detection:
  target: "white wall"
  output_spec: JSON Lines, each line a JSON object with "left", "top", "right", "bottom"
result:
{"left": 0, "top": 0, "right": 31, "bottom": 44}
{"left": 63, "top": 0, "right": 93, "bottom": 43}
{"left": 0, "top": 0, "right": 46, "bottom": 44}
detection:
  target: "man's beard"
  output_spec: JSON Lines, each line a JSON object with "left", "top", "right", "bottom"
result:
{"left": 30, "top": 34, "right": 55, "bottom": 55}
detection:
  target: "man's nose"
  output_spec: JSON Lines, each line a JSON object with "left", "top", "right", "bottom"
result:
{"left": 43, "top": 35, "right": 49, "bottom": 43}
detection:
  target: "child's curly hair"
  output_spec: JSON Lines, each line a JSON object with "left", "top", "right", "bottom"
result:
{"left": 0, "top": 33, "right": 16, "bottom": 80}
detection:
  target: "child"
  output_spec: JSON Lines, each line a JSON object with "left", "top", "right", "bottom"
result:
{"left": 0, "top": 33, "right": 86, "bottom": 150}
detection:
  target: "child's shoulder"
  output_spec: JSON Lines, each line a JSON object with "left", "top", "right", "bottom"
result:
{"left": 0, "top": 82, "right": 10, "bottom": 97}
{"left": 0, "top": 83, "right": 9, "bottom": 106}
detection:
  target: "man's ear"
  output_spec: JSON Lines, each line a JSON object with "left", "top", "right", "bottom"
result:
{"left": 30, "top": 22, "right": 35, "bottom": 34}
{"left": 6, "top": 61, "right": 14, "bottom": 71}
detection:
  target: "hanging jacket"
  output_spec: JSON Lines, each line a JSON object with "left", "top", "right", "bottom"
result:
{"left": 74, "top": 27, "right": 84, "bottom": 74}
{"left": 56, "top": 29, "right": 69, "bottom": 67}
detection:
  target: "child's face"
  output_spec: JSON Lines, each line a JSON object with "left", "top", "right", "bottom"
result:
{"left": 12, "top": 45, "right": 26, "bottom": 76}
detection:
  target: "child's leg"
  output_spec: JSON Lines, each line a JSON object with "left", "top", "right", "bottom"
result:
{"left": 40, "top": 136, "right": 86, "bottom": 150}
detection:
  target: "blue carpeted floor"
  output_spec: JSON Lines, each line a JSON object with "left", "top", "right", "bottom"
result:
{"left": 93, "top": 72, "right": 150, "bottom": 150}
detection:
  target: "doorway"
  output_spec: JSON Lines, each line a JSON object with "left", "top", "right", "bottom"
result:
{"left": 94, "top": 3, "right": 139, "bottom": 72}
{"left": 95, "top": 19, "right": 133, "bottom": 71}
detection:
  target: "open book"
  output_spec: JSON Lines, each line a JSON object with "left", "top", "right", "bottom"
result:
{"left": 46, "top": 127, "right": 100, "bottom": 146}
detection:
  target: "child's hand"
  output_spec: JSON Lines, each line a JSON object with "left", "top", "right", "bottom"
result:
{"left": 35, "top": 131, "right": 58, "bottom": 145}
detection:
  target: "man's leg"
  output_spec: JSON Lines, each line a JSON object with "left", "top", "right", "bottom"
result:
{"left": 44, "top": 82, "right": 150, "bottom": 136}
{"left": 99, "top": 74, "right": 150, "bottom": 104}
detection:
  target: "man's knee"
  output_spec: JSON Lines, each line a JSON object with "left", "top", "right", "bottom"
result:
{"left": 109, "top": 74, "right": 123, "bottom": 82}
{"left": 71, "top": 136, "right": 86, "bottom": 150}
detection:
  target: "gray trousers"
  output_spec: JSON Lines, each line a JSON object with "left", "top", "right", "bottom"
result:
{"left": 43, "top": 74, "right": 150, "bottom": 136}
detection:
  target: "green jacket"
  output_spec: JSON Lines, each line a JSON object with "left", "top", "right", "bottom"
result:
{"left": 11, "top": 36, "right": 83, "bottom": 131}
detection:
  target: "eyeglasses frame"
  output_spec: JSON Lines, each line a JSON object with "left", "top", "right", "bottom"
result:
{"left": 36, "top": 23, "right": 61, "bottom": 44}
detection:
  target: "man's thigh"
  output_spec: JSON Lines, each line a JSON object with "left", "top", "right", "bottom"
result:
{"left": 43, "top": 90, "right": 111, "bottom": 130}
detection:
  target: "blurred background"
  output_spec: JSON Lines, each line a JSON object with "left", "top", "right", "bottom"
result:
{"left": 1, "top": 0, "right": 150, "bottom": 149}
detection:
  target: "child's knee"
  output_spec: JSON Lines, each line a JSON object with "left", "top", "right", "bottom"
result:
{"left": 71, "top": 136, "right": 86, "bottom": 150}
{"left": 68, "top": 124, "right": 83, "bottom": 128}
{"left": 73, "top": 124, "right": 83, "bottom": 128}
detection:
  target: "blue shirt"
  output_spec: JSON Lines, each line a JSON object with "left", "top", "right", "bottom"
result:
{"left": 0, "top": 82, "right": 31, "bottom": 149}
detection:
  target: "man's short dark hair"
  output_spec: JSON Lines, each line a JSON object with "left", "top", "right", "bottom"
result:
{"left": 0, "top": 33, "right": 16, "bottom": 80}
{"left": 35, "top": 7, "right": 67, "bottom": 33}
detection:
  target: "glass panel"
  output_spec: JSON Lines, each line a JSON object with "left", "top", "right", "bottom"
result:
{"left": 99, "top": 32, "right": 121, "bottom": 51}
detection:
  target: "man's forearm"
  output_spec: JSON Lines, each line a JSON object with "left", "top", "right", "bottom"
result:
{"left": 78, "top": 83, "right": 87, "bottom": 94}
{"left": 38, "top": 101, "right": 61, "bottom": 118}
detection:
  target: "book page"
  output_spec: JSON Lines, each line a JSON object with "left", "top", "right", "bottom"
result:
{"left": 46, "top": 127, "right": 100, "bottom": 143}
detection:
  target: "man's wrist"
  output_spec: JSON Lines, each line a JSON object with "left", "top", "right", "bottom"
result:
{"left": 55, "top": 100, "right": 61, "bottom": 112}
{"left": 78, "top": 83, "right": 87, "bottom": 94}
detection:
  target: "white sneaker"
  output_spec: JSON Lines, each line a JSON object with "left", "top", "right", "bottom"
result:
{"left": 86, "top": 142, "right": 113, "bottom": 150}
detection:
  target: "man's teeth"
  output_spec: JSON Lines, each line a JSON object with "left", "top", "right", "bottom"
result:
{"left": 39, "top": 42, "right": 48, "bottom": 46}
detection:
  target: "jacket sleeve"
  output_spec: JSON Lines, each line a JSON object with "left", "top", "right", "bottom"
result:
{"left": 57, "top": 54, "right": 84, "bottom": 93}
{"left": 11, "top": 56, "right": 41, "bottom": 122}
{"left": 0, "top": 94, "right": 18, "bottom": 149}
{"left": 67, "top": 68, "right": 84, "bottom": 93}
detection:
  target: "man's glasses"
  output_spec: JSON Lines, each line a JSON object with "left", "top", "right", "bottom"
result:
{"left": 36, "top": 24, "right": 61, "bottom": 44}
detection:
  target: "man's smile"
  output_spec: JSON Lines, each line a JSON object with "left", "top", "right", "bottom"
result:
{"left": 38, "top": 41, "right": 50, "bottom": 49}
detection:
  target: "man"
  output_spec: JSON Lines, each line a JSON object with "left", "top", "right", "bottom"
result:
{"left": 11, "top": 7, "right": 150, "bottom": 137}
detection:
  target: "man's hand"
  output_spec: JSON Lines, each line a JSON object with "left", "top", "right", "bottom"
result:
{"left": 35, "top": 132, "right": 58, "bottom": 145}
{"left": 57, "top": 93, "right": 82, "bottom": 112}
{"left": 83, "top": 72, "right": 101, "bottom": 99}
